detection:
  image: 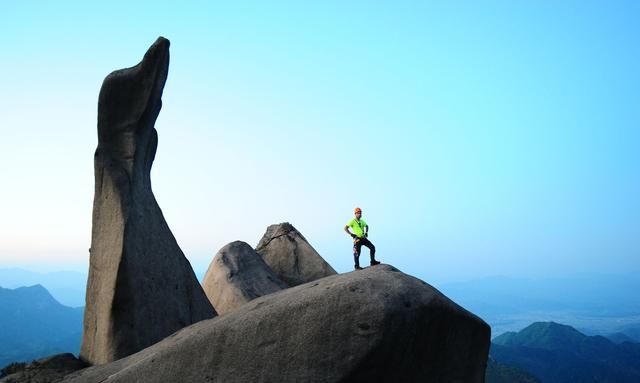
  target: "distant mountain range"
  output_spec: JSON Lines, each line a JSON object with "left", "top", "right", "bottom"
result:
{"left": 606, "top": 332, "right": 637, "bottom": 344}
{"left": 0, "top": 285, "right": 83, "bottom": 368}
{"left": 438, "top": 273, "right": 640, "bottom": 336}
{"left": 4, "top": 268, "right": 640, "bottom": 337}
{"left": 615, "top": 322, "right": 640, "bottom": 342}
{"left": 0, "top": 268, "right": 87, "bottom": 307}
{"left": 491, "top": 321, "right": 640, "bottom": 383}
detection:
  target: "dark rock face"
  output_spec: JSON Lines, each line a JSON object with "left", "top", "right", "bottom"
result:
{"left": 202, "top": 241, "right": 288, "bottom": 315}
{"left": 80, "top": 37, "right": 216, "bottom": 365}
{"left": 255, "top": 222, "right": 337, "bottom": 286}
{"left": 0, "top": 354, "right": 86, "bottom": 383}
{"left": 64, "top": 265, "right": 490, "bottom": 383}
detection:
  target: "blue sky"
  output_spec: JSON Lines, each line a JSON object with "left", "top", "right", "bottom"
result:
{"left": 1, "top": 1, "right": 638, "bottom": 283}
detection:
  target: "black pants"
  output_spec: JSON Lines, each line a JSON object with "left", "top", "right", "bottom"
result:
{"left": 353, "top": 237, "right": 376, "bottom": 267}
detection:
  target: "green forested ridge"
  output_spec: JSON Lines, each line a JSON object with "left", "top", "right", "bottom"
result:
{"left": 0, "top": 285, "right": 83, "bottom": 368}
{"left": 491, "top": 321, "right": 640, "bottom": 383}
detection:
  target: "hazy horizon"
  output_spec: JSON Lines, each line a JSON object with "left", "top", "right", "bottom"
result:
{"left": 2, "top": 1, "right": 638, "bottom": 284}
{"left": 2, "top": 263, "right": 638, "bottom": 289}
{"left": 3, "top": 265, "right": 639, "bottom": 338}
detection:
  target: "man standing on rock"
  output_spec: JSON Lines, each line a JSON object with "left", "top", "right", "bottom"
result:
{"left": 344, "top": 207, "right": 380, "bottom": 270}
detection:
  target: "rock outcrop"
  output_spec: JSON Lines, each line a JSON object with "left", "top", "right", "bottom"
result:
{"left": 80, "top": 37, "right": 216, "bottom": 365}
{"left": 0, "top": 354, "right": 86, "bottom": 383}
{"left": 64, "top": 265, "right": 490, "bottom": 383}
{"left": 202, "top": 241, "right": 288, "bottom": 314}
{"left": 255, "top": 222, "right": 337, "bottom": 286}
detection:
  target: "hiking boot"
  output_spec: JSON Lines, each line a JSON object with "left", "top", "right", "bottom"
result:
{"left": 370, "top": 260, "right": 381, "bottom": 266}
{"left": 355, "top": 266, "right": 364, "bottom": 270}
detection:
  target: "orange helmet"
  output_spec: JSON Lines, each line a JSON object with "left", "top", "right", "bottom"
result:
{"left": 354, "top": 207, "right": 362, "bottom": 214}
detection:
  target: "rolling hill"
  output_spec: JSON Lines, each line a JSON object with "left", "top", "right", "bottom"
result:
{"left": 491, "top": 321, "right": 640, "bottom": 383}
{"left": 0, "top": 285, "right": 83, "bottom": 368}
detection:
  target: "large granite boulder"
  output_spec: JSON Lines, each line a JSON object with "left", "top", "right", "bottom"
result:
{"left": 202, "top": 241, "right": 288, "bottom": 314}
{"left": 81, "top": 37, "right": 216, "bottom": 365}
{"left": 255, "top": 222, "right": 337, "bottom": 286}
{"left": 64, "top": 265, "right": 490, "bottom": 383}
{"left": 0, "top": 354, "right": 86, "bottom": 383}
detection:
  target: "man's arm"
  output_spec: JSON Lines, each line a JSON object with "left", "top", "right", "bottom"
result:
{"left": 344, "top": 225, "right": 356, "bottom": 238}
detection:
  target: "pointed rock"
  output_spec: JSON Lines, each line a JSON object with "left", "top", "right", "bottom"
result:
{"left": 80, "top": 37, "right": 216, "bottom": 365}
{"left": 202, "top": 241, "right": 288, "bottom": 314}
{"left": 63, "top": 265, "right": 490, "bottom": 383}
{"left": 255, "top": 222, "right": 336, "bottom": 286}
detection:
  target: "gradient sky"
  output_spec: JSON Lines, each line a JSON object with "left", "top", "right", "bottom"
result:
{"left": 1, "top": 1, "right": 638, "bottom": 284}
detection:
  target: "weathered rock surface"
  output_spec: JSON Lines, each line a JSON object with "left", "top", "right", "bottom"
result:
{"left": 0, "top": 354, "right": 86, "bottom": 383}
{"left": 255, "top": 222, "right": 337, "bottom": 286}
{"left": 81, "top": 37, "right": 216, "bottom": 365}
{"left": 64, "top": 265, "right": 490, "bottom": 383}
{"left": 202, "top": 241, "right": 288, "bottom": 314}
